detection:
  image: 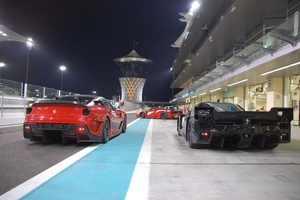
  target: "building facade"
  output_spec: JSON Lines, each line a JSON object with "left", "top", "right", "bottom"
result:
{"left": 170, "top": 0, "right": 300, "bottom": 125}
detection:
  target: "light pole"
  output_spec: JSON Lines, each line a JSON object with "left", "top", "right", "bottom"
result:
{"left": 0, "top": 62, "right": 5, "bottom": 78}
{"left": 25, "top": 38, "right": 33, "bottom": 83}
{"left": 59, "top": 65, "right": 66, "bottom": 90}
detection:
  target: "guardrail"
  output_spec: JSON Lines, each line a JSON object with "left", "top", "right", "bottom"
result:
{"left": 0, "top": 95, "right": 30, "bottom": 117}
{"left": 0, "top": 78, "right": 76, "bottom": 118}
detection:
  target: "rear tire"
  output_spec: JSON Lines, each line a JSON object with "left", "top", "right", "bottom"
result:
{"left": 160, "top": 112, "right": 167, "bottom": 119}
{"left": 121, "top": 116, "right": 127, "bottom": 133}
{"left": 102, "top": 118, "right": 110, "bottom": 143}
{"left": 187, "top": 122, "right": 198, "bottom": 149}
{"left": 177, "top": 118, "right": 181, "bottom": 136}
{"left": 187, "top": 121, "right": 207, "bottom": 149}
{"left": 140, "top": 112, "right": 145, "bottom": 118}
{"left": 263, "top": 144, "right": 279, "bottom": 149}
{"left": 263, "top": 135, "right": 280, "bottom": 149}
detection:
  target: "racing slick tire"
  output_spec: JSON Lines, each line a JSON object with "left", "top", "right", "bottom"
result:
{"left": 177, "top": 118, "right": 181, "bottom": 136}
{"left": 140, "top": 112, "right": 145, "bottom": 118}
{"left": 262, "top": 135, "right": 280, "bottom": 149}
{"left": 102, "top": 118, "right": 110, "bottom": 143}
{"left": 160, "top": 112, "right": 167, "bottom": 119}
{"left": 263, "top": 144, "right": 279, "bottom": 149}
{"left": 121, "top": 116, "right": 127, "bottom": 133}
{"left": 187, "top": 121, "right": 198, "bottom": 149}
{"left": 187, "top": 121, "right": 207, "bottom": 149}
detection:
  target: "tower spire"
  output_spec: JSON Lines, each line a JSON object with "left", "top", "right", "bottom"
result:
{"left": 133, "top": 40, "right": 138, "bottom": 50}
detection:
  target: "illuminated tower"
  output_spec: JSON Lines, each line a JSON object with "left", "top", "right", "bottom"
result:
{"left": 114, "top": 49, "right": 153, "bottom": 102}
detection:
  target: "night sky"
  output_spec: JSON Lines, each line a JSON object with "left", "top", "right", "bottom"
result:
{"left": 0, "top": 0, "right": 191, "bottom": 102}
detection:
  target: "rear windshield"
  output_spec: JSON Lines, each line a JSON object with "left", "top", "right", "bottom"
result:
{"left": 207, "top": 102, "right": 244, "bottom": 112}
{"left": 58, "top": 96, "right": 94, "bottom": 105}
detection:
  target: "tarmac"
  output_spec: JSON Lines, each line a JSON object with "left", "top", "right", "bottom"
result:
{"left": 145, "top": 120, "right": 300, "bottom": 200}
{"left": 1, "top": 118, "right": 300, "bottom": 200}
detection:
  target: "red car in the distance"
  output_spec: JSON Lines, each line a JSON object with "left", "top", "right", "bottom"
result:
{"left": 137, "top": 107, "right": 174, "bottom": 119}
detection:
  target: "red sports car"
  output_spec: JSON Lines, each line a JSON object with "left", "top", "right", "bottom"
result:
{"left": 137, "top": 107, "right": 174, "bottom": 119}
{"left": 23, "top": 95, "right": 127, "bottom": 144}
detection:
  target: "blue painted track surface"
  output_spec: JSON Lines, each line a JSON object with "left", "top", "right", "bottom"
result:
{"left": 21, "top": 118, "right": 150, "bottom": 200}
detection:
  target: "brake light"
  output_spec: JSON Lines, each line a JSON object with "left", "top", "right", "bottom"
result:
{"left": 24, "top": 125, "right": 30, "bottom": 130}
{"left": 77, "top": 126, "right": 85, "bottom": 133}
{"left": 202, "top": 132, "right": 209, "bottom": 136}
{"left": 200, "top": 132, "right": 210, "bottom": 140}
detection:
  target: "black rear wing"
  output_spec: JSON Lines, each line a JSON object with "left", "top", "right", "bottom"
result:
{"left": 270, "top": 107, "right": 294, "bottom": 122}
{"left": 32, "top": 100, "right": 83, "bottom": 106}
{"left": 195, "top": 106, "right": 294, "bottom": 122}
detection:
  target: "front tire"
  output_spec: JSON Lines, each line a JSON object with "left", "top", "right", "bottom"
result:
{"left": 102, "top": 118, "right": 110, "bottom": 143}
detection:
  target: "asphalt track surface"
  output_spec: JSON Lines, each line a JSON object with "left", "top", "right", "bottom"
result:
{"left": 1, "top": 117, "right": 300, "bottom": 200}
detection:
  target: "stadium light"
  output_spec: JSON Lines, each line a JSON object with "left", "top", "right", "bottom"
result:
{"left": 190, "top": 1, "right": 200, "bottom": 14}
{"left": 25, "top": 37, "right": 34, "bottom": 83}
{"left": 0, "top": 62, "right": 5, "bottom": 78}
{"left": 60, "top": 65, "right": 66, "bottom": 90}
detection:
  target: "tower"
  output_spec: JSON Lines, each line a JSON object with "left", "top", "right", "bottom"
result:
{"left": 114, "top": 49, "right": 153, "bottom": 102}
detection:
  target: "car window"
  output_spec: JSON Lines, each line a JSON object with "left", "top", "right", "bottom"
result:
{"left": 78, "top": 97, "right": 94, "bottom": 105}
{"left": 58, "top": 96, "right": 94, "bottom": 105}
{"left": 207, "top": 102, "right": 244, "bottom": 112}
{"left": 102, "top": 99, "right": 115, "bottom": 110}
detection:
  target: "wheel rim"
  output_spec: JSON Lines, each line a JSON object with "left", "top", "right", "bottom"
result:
{"left": 103, "top": 120, "right": 109, "bottom": 139}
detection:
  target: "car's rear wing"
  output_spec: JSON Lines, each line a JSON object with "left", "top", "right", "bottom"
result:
{"left": 34, "top": 100, "right": 82, "bottom": 105}
{"left": 270, "top": 107, "right": 294, "bottom": 122}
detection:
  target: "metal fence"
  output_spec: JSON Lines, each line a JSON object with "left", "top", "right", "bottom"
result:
{"left": 0, "top": 78, "right": 74, "bottom": 117}
{"left": 0, "top": 95, "right": 28, "bottom": 117}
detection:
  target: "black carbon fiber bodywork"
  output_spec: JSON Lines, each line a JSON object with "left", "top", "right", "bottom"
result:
{"left": 177, "top": 102, "right": 293, "bottom": 149}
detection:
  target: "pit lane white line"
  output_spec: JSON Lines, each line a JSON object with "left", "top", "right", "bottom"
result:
{"left": 126, "top": 119, "right": 153, "bottom": 200}
{"left": 0, "top": 118, "right": 140, "bottom": 200}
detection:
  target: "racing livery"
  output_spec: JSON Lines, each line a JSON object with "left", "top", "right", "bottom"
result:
{"left": 177, "top": 102, "right": 293, "bottom": 149}
{"left": 137, "top": 107, "right": 174, "bottom": 119}
{"left": 23, "top": 95, "right": 127, "bottom": 144}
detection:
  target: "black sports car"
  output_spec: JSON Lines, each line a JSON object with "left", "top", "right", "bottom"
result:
{"left": 177, "top": 102, "right": 293, "bottom": 149}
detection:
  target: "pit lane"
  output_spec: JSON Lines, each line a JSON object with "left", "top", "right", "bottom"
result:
{"left": 1, "top": 115, "right": 300, "bottom": 200}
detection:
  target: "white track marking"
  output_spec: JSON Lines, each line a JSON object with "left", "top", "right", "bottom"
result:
{"left": 125, "top": 119, "right": 153, "bottom": 200}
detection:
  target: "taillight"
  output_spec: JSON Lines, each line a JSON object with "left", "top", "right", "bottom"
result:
{"left": 82, "top": 108, "right": 91, "bottom": 116}
{"left": 77, "top": 126, "right": 85, "bottom": 133}
{"left": 201, "top": 132, "right": 209, "bottom": 136}
{"left": 200, "top": 132, "right": 210, "bottom": 140}
{"left": 24, "top": 125, "right": 30, "bottom": 130}
{"left": 26, "top": 108, "right": 32, "bottom": 114}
